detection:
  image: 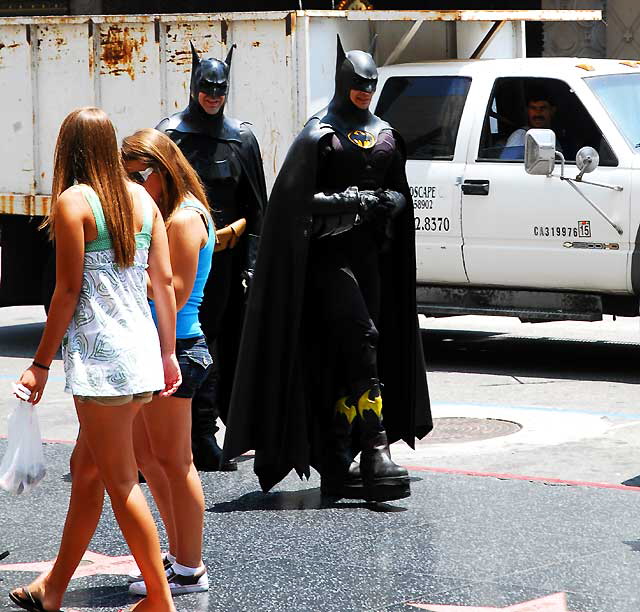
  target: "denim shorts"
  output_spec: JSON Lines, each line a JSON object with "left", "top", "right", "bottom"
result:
{"left": 174, "top": 335, "right": 213, "bottom": 399}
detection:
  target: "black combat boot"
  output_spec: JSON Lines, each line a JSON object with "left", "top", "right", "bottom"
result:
{"left": 357, "top": 381, "right": 410, "bottom": 502}
{"left": 320, "top": 396, "right": 364, "bottom": 499}
{"left": 191, "top": 379, "right": 237, "bottom": 472}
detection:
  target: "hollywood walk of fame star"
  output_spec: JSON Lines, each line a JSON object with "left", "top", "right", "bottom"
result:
{"left": 0, "top": 550, "right": 138, "bottom": 578}
{"left": 408, "top": 591, "right": 577, "bottom": 611}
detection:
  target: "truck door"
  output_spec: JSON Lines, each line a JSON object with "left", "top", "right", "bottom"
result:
{"left": 461, "top": 76, "right": 630, "bottom": 293}
{"left": 376, "top": 75, "right": 472, "bottom": 284}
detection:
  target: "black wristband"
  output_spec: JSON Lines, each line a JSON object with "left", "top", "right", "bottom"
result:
{"left": 32, "top": 361, "right": 50, "bottom": 371}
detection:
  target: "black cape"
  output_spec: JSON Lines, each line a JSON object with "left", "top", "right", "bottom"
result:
{"left": 223, "top": 116, "right": 432, "bottom": 492}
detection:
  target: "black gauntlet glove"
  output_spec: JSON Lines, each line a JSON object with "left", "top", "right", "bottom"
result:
{"left": 359, "top": 189, "right": 405, "bottom": 222}
{"left": 311, "top": 186, "right": 361, "bottom": 238}
{"left": 376, "top": 189, "right": 406, "bottom": 217}
{"left": 241, "top": 234, "right": 259, "bottom": 293}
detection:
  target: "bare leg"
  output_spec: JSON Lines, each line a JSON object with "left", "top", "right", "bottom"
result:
{"left": 133, "top": 413, "right": 177, "bottom": 557}
{"left": 75, "top": 398, "right": 175, "bottom": 611}
{"left": 10, "top": 433, "right": 104, "bottom": 611}
{"left": 142, "top": 395, "right": 204, "bottom": 568}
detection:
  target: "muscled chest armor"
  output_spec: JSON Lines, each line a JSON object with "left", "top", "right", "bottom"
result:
{"left": 172, "top": 132, "right": 242, "bottom": 226}
{"left": 317, "top": 129, "right": 397, "bottom": 194}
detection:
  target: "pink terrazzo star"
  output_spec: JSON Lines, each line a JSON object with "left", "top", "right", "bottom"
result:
{"left": 409, "top": 592, "right": 577, "bottom": 611}
{"left": 0, "top": 550, "right": 138, "bottom": 578}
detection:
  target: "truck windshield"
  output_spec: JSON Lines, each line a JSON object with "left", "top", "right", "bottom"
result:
{"left": 587, "top": 73, "right": 640, "bottom": 151}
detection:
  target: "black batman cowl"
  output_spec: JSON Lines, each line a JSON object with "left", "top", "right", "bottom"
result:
{"left": 157, "top": 42, "right": 241, "bottom": 142}
{"left": 315, "top": 35, "right": 388, "bottom": 144}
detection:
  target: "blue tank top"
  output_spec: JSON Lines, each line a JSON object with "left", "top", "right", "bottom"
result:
{"left": 150, "top": 199, "right": 215, "bottom": 339}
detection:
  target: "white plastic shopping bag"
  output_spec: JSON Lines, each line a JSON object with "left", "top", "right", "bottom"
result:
{"left": 0, "top": 398, "right": 46, "bottom": 494}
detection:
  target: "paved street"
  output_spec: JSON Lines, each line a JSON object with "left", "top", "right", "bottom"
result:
{"left": 1, "top": 306, "right": 640, "bottom": 610}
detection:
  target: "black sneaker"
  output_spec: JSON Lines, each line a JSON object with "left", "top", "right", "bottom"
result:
{"left": 129, "top": 564, "right": 209, "bottom": 596}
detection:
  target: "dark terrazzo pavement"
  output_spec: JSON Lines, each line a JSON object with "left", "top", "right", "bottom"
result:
{"left": 0, "top": 440, "right": 638, "bottom": 611}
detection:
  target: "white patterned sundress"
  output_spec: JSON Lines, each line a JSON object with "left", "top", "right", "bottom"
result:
{"left": 62, "top": 185, "right": 165, "bottom": 397}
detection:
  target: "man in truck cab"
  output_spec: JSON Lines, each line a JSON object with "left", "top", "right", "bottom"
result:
{"left": 500, "top": 88, "right": 560, "bottom": 159}
{"left": 157, "top": 43, "right": 268, "bottom": 472}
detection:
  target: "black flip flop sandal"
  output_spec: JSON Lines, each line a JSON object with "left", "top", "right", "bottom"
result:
{"left": 8, "top": 588, "right": 63, "bottom": 612}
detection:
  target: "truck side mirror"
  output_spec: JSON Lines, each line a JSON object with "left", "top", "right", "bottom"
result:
{"left": 575, "top": 146, "right": 600, "bottom": 180}
{"left": 524, "top": 129, "right": 556, "bottom": 176}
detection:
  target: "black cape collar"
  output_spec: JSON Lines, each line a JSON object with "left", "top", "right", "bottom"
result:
{"left": 171, "top": 100, "right": 242, "bottom": 142}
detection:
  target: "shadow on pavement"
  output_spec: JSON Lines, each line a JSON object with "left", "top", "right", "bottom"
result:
{"left": 422, "top": 328, "right": 640, "bottom": 384}
{"left": 621, "top": 475, "right": 640, "bottom": 487}
{"left": 207, "top": 488, "right": 409, "bottom": 513}
{"left": 0, "top": 322, "right": 47, "bottom": 359}
{"left": 59, "top": 585, "right": 151, "bottom": 610}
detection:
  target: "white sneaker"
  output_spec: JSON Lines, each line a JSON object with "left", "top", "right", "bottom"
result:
{"left": 129, "top": 565, "right": 209, "bottom": 596}
{"left": 127, "top": 553, "right": 172, "bottom": 583}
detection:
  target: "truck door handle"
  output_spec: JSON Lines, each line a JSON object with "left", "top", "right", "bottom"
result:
{"left": 461, "top": 180, "right": 490, "bottom": 196}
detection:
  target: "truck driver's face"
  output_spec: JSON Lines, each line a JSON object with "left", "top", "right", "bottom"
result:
{"left": 527, "top": 100, "right": 555, "bottom": 129}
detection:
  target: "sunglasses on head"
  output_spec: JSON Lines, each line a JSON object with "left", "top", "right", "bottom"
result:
{"left": 129, "top": 166, "right": 155, "bottom": 184}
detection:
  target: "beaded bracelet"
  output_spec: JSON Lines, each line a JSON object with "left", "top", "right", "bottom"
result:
{"left": 32, "top": 361, "right": 50, "bottom": 371}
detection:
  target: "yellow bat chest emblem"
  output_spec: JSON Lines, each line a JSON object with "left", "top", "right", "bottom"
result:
{"left": 347, "top": 130, "right": 376, "bottom": 149}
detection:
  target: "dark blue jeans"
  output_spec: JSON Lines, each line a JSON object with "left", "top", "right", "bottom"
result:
{"left": 174, "top": 336, "right": 213, "bottom": 399}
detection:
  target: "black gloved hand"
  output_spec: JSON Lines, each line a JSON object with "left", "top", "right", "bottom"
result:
{"left": 373, "top": 189, "right": 406, "bottom": 218}
{"left": 358, "top": 190, "right": 381, "bottom": 217}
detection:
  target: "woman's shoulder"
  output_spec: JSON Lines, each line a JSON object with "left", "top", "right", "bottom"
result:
{"left": 127, "top": 181, "right": 159, "bottom": 218}
{"left": 171, "top": 205, "right": 204, "bottom": 227}
{"left": 126, "top": 181, "right": 152, "bottom": 202}
{"left": 55, "top": 185, "right": 92, "bottom": 218}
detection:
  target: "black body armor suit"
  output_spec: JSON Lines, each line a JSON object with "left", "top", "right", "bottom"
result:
{"left": 157, "top": 42, "right": 267, "bottom": 471}
{"left": 223, "top": 36, "right": 431, "bottom": 502}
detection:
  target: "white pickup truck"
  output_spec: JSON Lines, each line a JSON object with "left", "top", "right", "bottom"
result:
{"left": 374, "top": 57, "right": 640, "bottom": 321}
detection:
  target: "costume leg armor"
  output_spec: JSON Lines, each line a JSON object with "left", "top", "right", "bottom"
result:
{"left": 320, "top": 395, "right": 363, "bottom": 499}
{"left": 192, "top": 254, "right": 238, "bottom": 472}
{"left": 357, "top": 379, "right": 410, "bottom": 502}
{"left": 191, "top": 340, "right": 237, "bottom": 472}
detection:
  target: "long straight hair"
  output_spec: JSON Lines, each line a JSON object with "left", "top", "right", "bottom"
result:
{"left": 45, "top": 107, "right": 136, "bottom": 268}
{"left": 121, "top": 128, "right": 211, "bottom": 226}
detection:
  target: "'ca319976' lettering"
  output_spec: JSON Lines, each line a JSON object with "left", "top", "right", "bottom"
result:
{"left": 533, "top": 226, "right": 579, "bottom": 238}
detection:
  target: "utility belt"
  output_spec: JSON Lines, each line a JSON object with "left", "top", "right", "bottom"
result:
{"left": 215, "top": 217, "right": 246, "bottom": 252}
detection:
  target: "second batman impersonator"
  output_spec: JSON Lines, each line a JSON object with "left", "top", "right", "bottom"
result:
{"left": 157, "top": 42, "right": 267, "bottom": 472}
{"left": 224, "top": 36, "right": 432, "bottom": 502}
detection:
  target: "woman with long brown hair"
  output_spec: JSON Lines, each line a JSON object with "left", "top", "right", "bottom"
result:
{"left": 121, "top": 128, "right": 215, "bottom": 596}
{"left": 9, "top": 108, "right": 180, "bottom": 612}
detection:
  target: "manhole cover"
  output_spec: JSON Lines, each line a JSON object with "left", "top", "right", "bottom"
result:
{"left": 419, "top": 417, "right": 521, "bottom": 445}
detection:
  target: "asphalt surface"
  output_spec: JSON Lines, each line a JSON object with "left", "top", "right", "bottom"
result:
{"left": 1, "top": 306, "right": 639, "bottom": 611}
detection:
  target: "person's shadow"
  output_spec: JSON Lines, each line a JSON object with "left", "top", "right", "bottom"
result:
{"left": 207, "top": 484, "right": 418, "bottom": 514}
{"left": 621, "top": 475, "right": 640, "bottom": 488}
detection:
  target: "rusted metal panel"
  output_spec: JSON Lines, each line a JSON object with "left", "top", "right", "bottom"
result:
{"left": 226, "top": 18, "right": 295, "bottom": 178}
{"left": 0, "top": 10, "right": 603, "bottom": 27}
{"left": 0, "top": 194, "right": 50, "bottom": 216}
{"left": 0, "top": 24, "right": 34, "bottom": 195}
{"left": 161, "top": 20, "right": 224, "bottom": 117}
{"left": 97, "top": 21, "right": 161, "bottom": 139}
{"left": 34, "top": 22, "right": 93, "bottom": 194}
{"left": 345, "top": 10, "right": 602, "bottom": 22}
